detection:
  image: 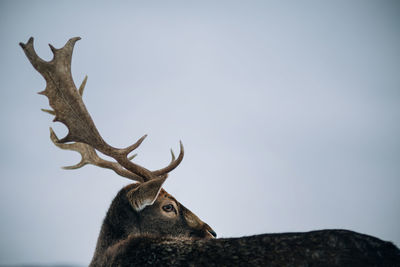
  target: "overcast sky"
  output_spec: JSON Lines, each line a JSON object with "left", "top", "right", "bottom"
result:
{"left": 1, "top": 0, "right": 399, "bottom": 265}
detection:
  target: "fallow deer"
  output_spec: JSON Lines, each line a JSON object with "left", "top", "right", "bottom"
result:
{"left": 20, "top": 37, "right": 400, "bottom": 266}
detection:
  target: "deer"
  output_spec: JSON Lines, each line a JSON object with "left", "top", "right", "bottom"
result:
{"left": 20, "top": 37, "right": 400, "bottom": 266}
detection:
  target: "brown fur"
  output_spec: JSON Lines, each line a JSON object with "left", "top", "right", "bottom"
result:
{"left": 89, "top": 183, "right": 215, "bottom": 266}
{"left": 88, "top": 183, "right": 400, "bottom": 267}
{"left": 90, "top": 187, "right": 400, "bottom": 267}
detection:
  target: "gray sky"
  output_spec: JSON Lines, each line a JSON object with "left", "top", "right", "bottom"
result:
{"left": 1, "top": 0, "right": 399, "bottom": 265}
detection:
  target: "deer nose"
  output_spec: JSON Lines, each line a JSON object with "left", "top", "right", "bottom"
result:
{"left": 204, "top": 223, "right": 217, "bottom": 238}
{"left": 207, "top": 229, "right": 217, "bottom": 238}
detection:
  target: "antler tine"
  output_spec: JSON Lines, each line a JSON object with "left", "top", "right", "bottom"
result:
{"left": 146, "top": 149, "right": 176, "bottom": 179}
{"left": 21, "top": 37, "right": 183, "bottom": 182}
{"left": 41, "top": 109, "right": 56, "bottom": 115}
{"left": 19, "top": 37, "right": 49, "bottom": 70}
{"left": 170, "top": 149, "right": 176, "bottom": 162}
{"left": 152, "top": 141, "right": 184, "bottom": 176}
{"left": 78, "top": 75, "right": 88, "bottom": 96}
{"left": 128, "top": 153, "right": 138, "bottom": 161}
{"left": 120, "top": 135, "right": 148, "bottom": 156}
{"left": 50, "top": 128, "right": 144, "bottom": 182}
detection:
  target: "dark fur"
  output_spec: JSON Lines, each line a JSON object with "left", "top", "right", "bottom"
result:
{"left": 90, "top": 184, "right": 400, "bottom": 267}
{"left": 97, "top": 230, "right": 400, "bottom": 266}
{"left": 90, "top": 184, "right": 214, "bottom": 266}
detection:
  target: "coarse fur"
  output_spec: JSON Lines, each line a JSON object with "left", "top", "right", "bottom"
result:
{"left": 99, "top": 229, "right": 400, "bottom": 266}
{"left": 90, "top": 183, "right": 400, "bottom": 266}
{"left": 90, "top": 183, "right": 215, "bottom": 267}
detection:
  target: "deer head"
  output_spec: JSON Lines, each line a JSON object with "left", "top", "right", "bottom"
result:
{"left": 20, "top": 37, "right": 216, "bottom": 263}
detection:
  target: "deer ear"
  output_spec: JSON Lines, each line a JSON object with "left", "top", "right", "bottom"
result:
{"left": 127, "top": 177, "right": 167, "bottom": 211}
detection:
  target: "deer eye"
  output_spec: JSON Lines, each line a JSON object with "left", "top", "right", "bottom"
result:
{"left": 162, "top": 204, "right": 175, "bottom": 212}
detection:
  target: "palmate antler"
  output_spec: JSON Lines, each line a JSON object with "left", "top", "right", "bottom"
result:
{"left": 20, "top": 37, "right": 183, "bottom": 182}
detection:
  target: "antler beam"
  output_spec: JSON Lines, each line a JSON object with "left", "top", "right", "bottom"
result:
{"left": 49, "top": 128, "right": 145, "bottom": 182}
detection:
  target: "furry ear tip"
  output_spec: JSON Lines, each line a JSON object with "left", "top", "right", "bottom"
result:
{"left": 127, "top": 179, "right": 164, "bottom": 212}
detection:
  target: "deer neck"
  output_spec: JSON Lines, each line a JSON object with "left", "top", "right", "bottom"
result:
{"left": 91, "top": 186, "right": 140, "bottom": 265}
